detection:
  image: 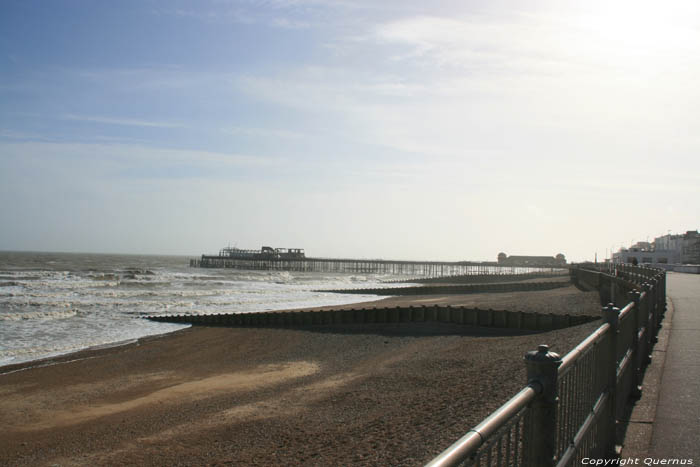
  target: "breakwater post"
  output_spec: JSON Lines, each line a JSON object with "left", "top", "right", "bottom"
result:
{"left": 145, "top": 306, "right": 597, "bottom": 332}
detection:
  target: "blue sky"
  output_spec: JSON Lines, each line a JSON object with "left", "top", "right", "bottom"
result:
{"left": 1, "top": 0, "right": 699, "bottom": 261}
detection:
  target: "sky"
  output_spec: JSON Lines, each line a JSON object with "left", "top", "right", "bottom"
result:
{"left": 1, "top": 0, "right": 699, "bottom": 262}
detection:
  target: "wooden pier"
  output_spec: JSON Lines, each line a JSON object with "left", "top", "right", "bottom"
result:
{"left": 190, "top": 256, "right": 560, "bottom": 276}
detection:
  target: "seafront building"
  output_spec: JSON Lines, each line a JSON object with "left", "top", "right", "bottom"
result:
{"left": 613, "top": 230, "right": 700, "bottom": 265}
{"left": 496, "top": 252, "right": 566, "bottom": 267}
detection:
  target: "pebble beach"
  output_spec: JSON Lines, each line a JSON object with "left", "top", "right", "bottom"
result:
{"left": 0, "top": 284, "right": 602, "bottom": 466}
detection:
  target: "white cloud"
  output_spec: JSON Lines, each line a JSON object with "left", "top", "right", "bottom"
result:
{"left": 224, "top": 126, "right": 306, "bottom": 140}
{"left": 0, "top": 129, "right": 52, "bottom": 141}
{"left": 154, "top": 0, "right": 383, "bottom": 30}
{"left": 0, "top": 141, "right": 282, "bottom": 183}
{"left": 270, "top": 17, "right": 311, "bottom": 29}
{"left": 232, "top": 4, "right": 700, "bottom": 171}
{"left": 61, "top": 114, "right": 185, "bottom": 128}
{"left": 372, "top": 14, "right": 573, "bottom": 74}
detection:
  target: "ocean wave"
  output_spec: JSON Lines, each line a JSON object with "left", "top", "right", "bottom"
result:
{"left": 119, "top": 268, "right": 156, "bottom": 275}
{"left": 0, "top": 309, "right": 80, "bottom": 321}
{"left": 180, "top": 280, "right": 239, "bottom": 287}
{"left": 116, "top": 280, "right": 172, "bottom": 288}
{"left": 219, "top": 271, "right": 295, "bottom": 283}
{"left": 88, "top": 273, "right": 120, "bottom": 281}
{"left": 0, "top": 275, "right": 22, "bottom": 281}
{"left": 83, "top": 279, "right": 173, "bottom": 289}
{"left": 3, "top": 299, "right": 73, "bottom": 307}
{"left": 179, "top": 275, "right": 227, "bottom": 281}
{"left": 0, "top": 273, "right": 47, "bottom": 281}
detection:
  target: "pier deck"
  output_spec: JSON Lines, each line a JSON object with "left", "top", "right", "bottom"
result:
{"left": 190, "top": 256, "right": 563, "bottom": 275}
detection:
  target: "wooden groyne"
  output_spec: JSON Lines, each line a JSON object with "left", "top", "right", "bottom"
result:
{"left": 146, "top": 305, "right": 598, "bottom": 332}
{"left": 318, "top": 280, "right": 570, "bottom": 296}
{"left": 190, "top": 256, "right": 564, "bottom": 276}
{"left": 385, "top": 271, "right": 569, "bottom": 284}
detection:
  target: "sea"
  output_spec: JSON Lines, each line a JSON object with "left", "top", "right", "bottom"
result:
{"left": 0, "top": 251, "right": 408, "bottom": 368}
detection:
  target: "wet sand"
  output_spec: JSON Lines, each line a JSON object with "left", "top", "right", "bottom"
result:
{"left": 0, "top": 285, "right": 602, "bottom": 466}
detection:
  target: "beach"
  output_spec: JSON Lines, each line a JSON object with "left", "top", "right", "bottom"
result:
{"left": 0, "top": 285, "right": 602, "bottom": 466}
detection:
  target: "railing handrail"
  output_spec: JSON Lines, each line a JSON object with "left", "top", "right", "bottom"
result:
{"left": 558, "top": 322, "right": 610, "bottom": 374}
{"left": 426, "top": 384, "right": 541, "bottom": 467}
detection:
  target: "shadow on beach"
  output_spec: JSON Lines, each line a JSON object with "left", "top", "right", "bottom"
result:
{"left": 195, "top": 321, "right": 546, "bottom": 337}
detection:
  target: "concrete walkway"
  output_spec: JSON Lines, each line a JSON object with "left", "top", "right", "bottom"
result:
{"left": 648, "top": 272, "right": 700, "bottom": 462}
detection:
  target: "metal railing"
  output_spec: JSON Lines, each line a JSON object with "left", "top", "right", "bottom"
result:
{"left": 427, "top": 264, "right": 666, "bottom": 467}
{"left": 427, "top": 385, "right": 537, "bottom": 467}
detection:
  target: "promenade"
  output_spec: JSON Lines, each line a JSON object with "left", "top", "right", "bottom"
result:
{"left": 649, "top": 272, "right": 700, "bottom": 461}
{"left": 623, "top": 271, "right": 700, "bottom": 463}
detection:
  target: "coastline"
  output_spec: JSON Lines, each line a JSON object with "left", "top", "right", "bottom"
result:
{"left": 0, "top": 285, "right": 602, "bottom": 465}
{"left": 0, "top": 292, "right": 387, "bottom": 371}
{"left": 0, "top": 328, "right": 192, "bottom": 376}
{"left": 0, "top": 279, "right": 578, "bottom": 373}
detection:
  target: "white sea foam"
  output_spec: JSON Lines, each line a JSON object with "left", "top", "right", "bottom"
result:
{"left": 0, "top": 309, "right": 80, "bottom": 321}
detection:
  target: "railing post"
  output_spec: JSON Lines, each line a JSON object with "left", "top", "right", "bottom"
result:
{"left": 570, "top": 266, "right": 578, "bottom": 287}
{"left": 609, "top": 275, "right": 616, "bottom": 306}
{"left": 642, "top": 283, "right": 657, "bottom": 343}
{"left": 602, "top": 303, "right": 620, "bottom": 456}
{"left": 628, "top": 290, "right": 642, "bottom": 398}
{"left": 523, "top": 344, "right": 561, "bottom": 467}
{"left": 652, "top": 279, "right": 660, "bottom": 328}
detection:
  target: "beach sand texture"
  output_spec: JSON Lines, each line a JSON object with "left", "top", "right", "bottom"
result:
{"left": 1, "top": 285, "right": 602, "bottom": 466}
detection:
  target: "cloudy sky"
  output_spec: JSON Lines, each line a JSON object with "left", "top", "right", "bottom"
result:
{"left": 1, "top": 0, "right": 698, "bottom": 261}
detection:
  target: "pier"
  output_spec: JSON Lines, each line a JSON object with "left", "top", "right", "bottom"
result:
{"left": 189, "top": 255, "right": 559, "bottom": 275}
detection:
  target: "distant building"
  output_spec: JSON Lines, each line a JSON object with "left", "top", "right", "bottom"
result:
{"left": 655, "top": 230, "right": 700, "bottom": 264}
{"left": 497, "top": 252, "right": 566, "bottom": 267}
{"left": 631, "top": 241, "right": 652, "bottom": 251}
{"left": 654, "top": 233, "right": 684, "bottom": 252}
{"left": 613, "top": 230, "right": 700, "bottom": 265}
{"left": 612, "top": 247, "right": 676, "bottom": 265}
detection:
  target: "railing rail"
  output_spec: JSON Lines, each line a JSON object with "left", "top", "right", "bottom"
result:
{"left": 427, "top": 264, "right": 666, "bottom": 466}
{"left": 426, "top": 385, "right": 539, "bottom": 467}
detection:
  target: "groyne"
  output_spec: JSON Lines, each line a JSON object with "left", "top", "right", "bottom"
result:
{"left": 384, "top": 271, "right": 568, "bottom": 284}
{"left": 146, "top": 305, "right": 597, "bottom": 332}
{"left": 317, "top": 280, "right": 570, "bottom": 296}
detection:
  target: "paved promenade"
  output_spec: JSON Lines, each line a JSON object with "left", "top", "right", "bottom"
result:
{"left": 648, "top": 272, "right": 700, "bottom": 462}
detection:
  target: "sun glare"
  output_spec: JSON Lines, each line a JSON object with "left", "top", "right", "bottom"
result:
{"left": 574, "top": 0, "right": 698, "bottom": 64}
